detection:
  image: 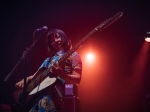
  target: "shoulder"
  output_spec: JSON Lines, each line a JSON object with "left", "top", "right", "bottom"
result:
{"left": 71, "top": 52, "right": 82, "bottom": 63}
{"left": 71, "top": 52, "right": 82, "bottom": 69}
{"left": 44, "top": 57, "right": 51, "bottom": 62}
{"left": 71, "top": 52, "right": 81, "bottom": 57}
{"left": 39, "top": 57, "right": 51, "bottom": 68}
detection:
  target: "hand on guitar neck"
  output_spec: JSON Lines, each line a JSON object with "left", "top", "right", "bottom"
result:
{"left": 50, "top": 61, "right": 65, "bottom": 77}
{"left": 51, "top": 61, "right": 81, "bottom": 84}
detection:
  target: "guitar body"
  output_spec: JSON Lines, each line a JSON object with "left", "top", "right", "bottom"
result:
{"left": 13, "top": 68, "right": 57, "bottom": 111}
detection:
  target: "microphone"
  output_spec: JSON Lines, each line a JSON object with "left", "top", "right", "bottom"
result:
{"left": 36, "top": 26, "right": 48, "bottom": 32}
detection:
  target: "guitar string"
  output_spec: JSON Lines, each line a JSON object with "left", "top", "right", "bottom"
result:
{"left": 27, "top": 57, "right": 55, "bottom": 93}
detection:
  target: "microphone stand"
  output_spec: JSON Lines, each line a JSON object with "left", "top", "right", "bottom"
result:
{"left": 4, "top": 30, "right": 43, "bottom": 112}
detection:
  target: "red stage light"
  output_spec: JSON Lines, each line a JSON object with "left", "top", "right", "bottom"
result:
{"left": 86, "top": 53, "right": 95, "bottom": 62}
{"left": 145, "top": 37, "right": 150, "bottom": 42}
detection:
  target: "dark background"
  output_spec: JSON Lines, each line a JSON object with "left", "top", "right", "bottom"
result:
{"left": 0, "top": 0, "right": 150, "bottom": 112}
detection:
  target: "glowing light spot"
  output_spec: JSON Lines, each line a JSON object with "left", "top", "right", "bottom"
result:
{"left": 86, "top": 53, "right": 95, "bottom": 62}
{"left": 145, "top": 37, "right": 150, "bottom": 42}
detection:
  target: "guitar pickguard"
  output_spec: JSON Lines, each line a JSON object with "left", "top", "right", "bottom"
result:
{"left": 29, "top": 77, "right": 56, "bottom": 95}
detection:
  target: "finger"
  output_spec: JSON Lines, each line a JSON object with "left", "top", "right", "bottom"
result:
{"left": 54, "top": 61, "right": 61, "bottom": 68}
{"left": 15, "top": 83, "right": 18, "bottom": 88}
{"left": 21, "top": 83, "right": 24, "bottom": 88}
{"left": 55, "top": 61, "right": 60, "bottom": 68}
{"left": 50, "top": 68, "right": 53, "bottom": 73}
{"left": 51, "top": 64, "right": 56, "bottom": 70}
{"left": 51, "top": 65, "right": 58, "bottom": 71}
{"left": 18, "top": 83, "right": 21, "bottom": 87}
{"left": 16, "top": 82, "right": 20, "bottom": 86}
{"left": 15, "top": 83, "right": 21, "bottom": 88}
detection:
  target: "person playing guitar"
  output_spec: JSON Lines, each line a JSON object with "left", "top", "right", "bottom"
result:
{"left": 15, "top": 29, "right": 82, "bottom": 112}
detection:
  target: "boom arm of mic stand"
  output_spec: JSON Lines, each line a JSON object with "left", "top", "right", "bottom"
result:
{"left": 3, "top": 32, "right": 42, "bottom": 82}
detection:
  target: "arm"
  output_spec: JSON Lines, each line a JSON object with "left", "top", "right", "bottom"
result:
{"left": 51, "top": 53, "right": 82, "bottom": 84}
{"left": 63, "top": 68, "right": 81, "bottom": 84}
{"left": 50, "top": 64, "right": 81, "bottom": 84}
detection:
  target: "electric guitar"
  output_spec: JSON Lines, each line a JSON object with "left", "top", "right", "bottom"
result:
{"left": 13, "top": 12, "right": 123, "bottom": 105}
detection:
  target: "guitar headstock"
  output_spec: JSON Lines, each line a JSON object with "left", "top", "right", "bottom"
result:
{"left": 95, "top": 12, "right": 123, "bottom": 30}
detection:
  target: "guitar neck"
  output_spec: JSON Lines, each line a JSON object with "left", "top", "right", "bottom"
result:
{"left": 58, "top": 12, "right": 123, "bottom": 64}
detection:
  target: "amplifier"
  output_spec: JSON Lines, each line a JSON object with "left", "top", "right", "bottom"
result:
{"left": 62, "top": 96, "right": 80, "bottom": 112}
{"left": 65, "top": 84, "right": 78, "bottom": 96}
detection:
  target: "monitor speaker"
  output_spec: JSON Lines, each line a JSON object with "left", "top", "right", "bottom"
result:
{"left": 62, "top": 95, "right": 80, "bottom": 112}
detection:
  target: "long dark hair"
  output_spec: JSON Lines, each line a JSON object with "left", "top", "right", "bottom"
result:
{"left": 46, "top": 29, "right": 72, "bottom": 56}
